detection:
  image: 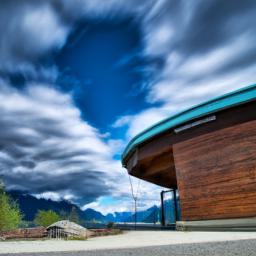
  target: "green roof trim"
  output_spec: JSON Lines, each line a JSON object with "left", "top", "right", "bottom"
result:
{"left": 122, "top": 84, "right": 256, "bottom": 165}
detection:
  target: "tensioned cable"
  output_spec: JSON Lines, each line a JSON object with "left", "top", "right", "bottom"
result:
{"left": 127, "top": 173, "right": 141, "bottom": 229}
{"left": 128, "top": 173, "right": 140, "bottom": 202}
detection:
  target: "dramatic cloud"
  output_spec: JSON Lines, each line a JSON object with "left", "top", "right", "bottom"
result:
{"left": 0, "top": 81, "right": 162, "bottom": 209}
{"left": 0, "top": 82, "right": 121, "bottom": 204}
{"left": 0, "top": 1, "right": 68, "bottom": 79}
{"left": 0, "top": 0, "right": 163, "bottom": 210}
{"left": 0, "top": 0, "right": 151, "bottom": 78}
{"left": 114, "top": 0, "right": 256, "bottom": 137}
{"left": 53, "top": 0, "right": 153, "bottom": 19}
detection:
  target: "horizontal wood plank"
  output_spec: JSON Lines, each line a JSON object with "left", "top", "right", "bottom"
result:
{"left": 174, "top": 120, "right": 256, "bottom": 221}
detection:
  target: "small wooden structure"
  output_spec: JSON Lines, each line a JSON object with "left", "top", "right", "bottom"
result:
{"left": 122, "top": 84, "right": 256, "bottom": 230}
{"left": 47, "top": 220, "right": 89, "bottom": 239}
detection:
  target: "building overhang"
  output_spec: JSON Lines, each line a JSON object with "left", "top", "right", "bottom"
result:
{"left": 122, "top": 84, "right": 256, "bottom": 167}
{"left": 122, "top": 84, "right": 256, "bottom": 188}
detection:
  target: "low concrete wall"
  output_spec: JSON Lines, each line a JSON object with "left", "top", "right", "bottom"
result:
{"left": 116, "top": 223, "right": 175, "bottom": 231}
{"left": 176, "top": 217, "right": 256, "bottom": 231}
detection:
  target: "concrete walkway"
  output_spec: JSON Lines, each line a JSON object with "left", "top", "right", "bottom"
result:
{"left": 1, "top": 231, "right": 256, "bottom": 254}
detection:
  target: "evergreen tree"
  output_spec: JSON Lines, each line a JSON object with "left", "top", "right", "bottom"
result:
{"left": 69, "top": 206, "right": 80, "bottom": 223}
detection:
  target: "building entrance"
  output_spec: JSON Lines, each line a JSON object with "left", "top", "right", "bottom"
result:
{"left": 160, "top": 189, "right": 181, "bottom": 226}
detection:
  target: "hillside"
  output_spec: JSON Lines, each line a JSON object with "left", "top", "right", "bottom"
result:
{"left": 8, "top": 191, "right": 133, "bottom": 223}
{"left": 8, "top": 191, "right": 177, "bottom": 224}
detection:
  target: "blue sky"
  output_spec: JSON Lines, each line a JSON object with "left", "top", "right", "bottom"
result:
{"left": 0, "top": 0, "right": 256, "bottom": 214}
{"left": 55, "top": 19, "right": 153, "bottom": 136}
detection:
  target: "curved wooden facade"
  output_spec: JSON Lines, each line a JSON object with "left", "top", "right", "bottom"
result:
{"left": 122, "top": 84, "right": 256, "bottom": 223}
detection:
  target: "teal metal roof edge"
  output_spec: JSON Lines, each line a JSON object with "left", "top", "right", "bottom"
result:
{"left": 122, "top": 84, "right": 256, "bottom": 164}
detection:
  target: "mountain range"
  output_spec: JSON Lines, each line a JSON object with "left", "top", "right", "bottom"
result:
{"left": 9, "top": 191, "right": 175, "bottom": 224}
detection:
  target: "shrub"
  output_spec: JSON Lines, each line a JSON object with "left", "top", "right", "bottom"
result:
{"left": 34, "top": 210, "right": 61, "bottom": 227}
{"left": 107, "top": 222, "right": 115, "bottom": 229}
{"left": 0, "top": 181, "right": 22, "bottom": 231}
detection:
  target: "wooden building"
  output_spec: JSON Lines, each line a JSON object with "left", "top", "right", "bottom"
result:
{"left": 122, "top": 84, "right": 256, "bottom": 230}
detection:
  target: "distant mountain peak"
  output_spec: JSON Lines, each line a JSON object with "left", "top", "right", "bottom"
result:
{"left": 8, "top": 191, "right": 173, "bottom": 224}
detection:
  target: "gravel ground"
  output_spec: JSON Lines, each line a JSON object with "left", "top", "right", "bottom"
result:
{"left": 1, "top": 239, "right": 256, "bottom": 256}
{"left": 1, "top": 231, "right": 256, "bottom": 255}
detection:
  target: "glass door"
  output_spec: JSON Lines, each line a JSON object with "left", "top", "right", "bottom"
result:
{"left": 161, "top": 189, "right": 181, "bottom": 226}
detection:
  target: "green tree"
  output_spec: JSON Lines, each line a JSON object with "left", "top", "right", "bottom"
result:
{"left": 34, "top": 210, "right": 61, "bottom": 227}
{"left": 0, "top": 181, "right": 22, "bottom": 231}
{"left": 69, "top": 206, "right": 80, "bottom": 223}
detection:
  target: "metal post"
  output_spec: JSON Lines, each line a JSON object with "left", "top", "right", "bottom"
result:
{"left": 154, "top": 208, "right": 156, "bottom": 225}
{"left": 160, "top": 191, "right": 165, "bottom": 226}
{"left": 173, "top": 189, "right": 179, "bottom": 222}
{"left": 134, "top": 199, "right": 137, "bottom": 230}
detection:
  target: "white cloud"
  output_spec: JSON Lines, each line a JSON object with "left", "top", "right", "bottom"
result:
{"left": 0, "top": 82, "right": 121, "bottom": 203}
{"left": 0, "top": 81, "right": 164, "bottom": 210}
{"left": 117, "top": 61, "right": 256, "bottom": 138}
{"left": 0, "top": 0, "right": 152, "bottom": 79}
{"left": 0, "top": 1, "right": 70, "bottom": 76}
{"left": 112, "top": 115, "right": 133, "bottom": 128}
{"left": 82, "top": 177, "right": 163, "bottom": 215}
{"left": 144, "top": 23, "right": 174, "bottom": 56}
{"left": 21, "top": 4, "right": 69, "bottom": 56}
{"left": 114, "top": 0, "right": 256, "bottom": 138}
{"left": 125, "top": 108, "right": 169, "bottom": 138}
{"left": 82, "top": 198, "right": 132, "bottom": 215}
{"left": 33, "top": 192, "right": 63, "bottom": 202}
